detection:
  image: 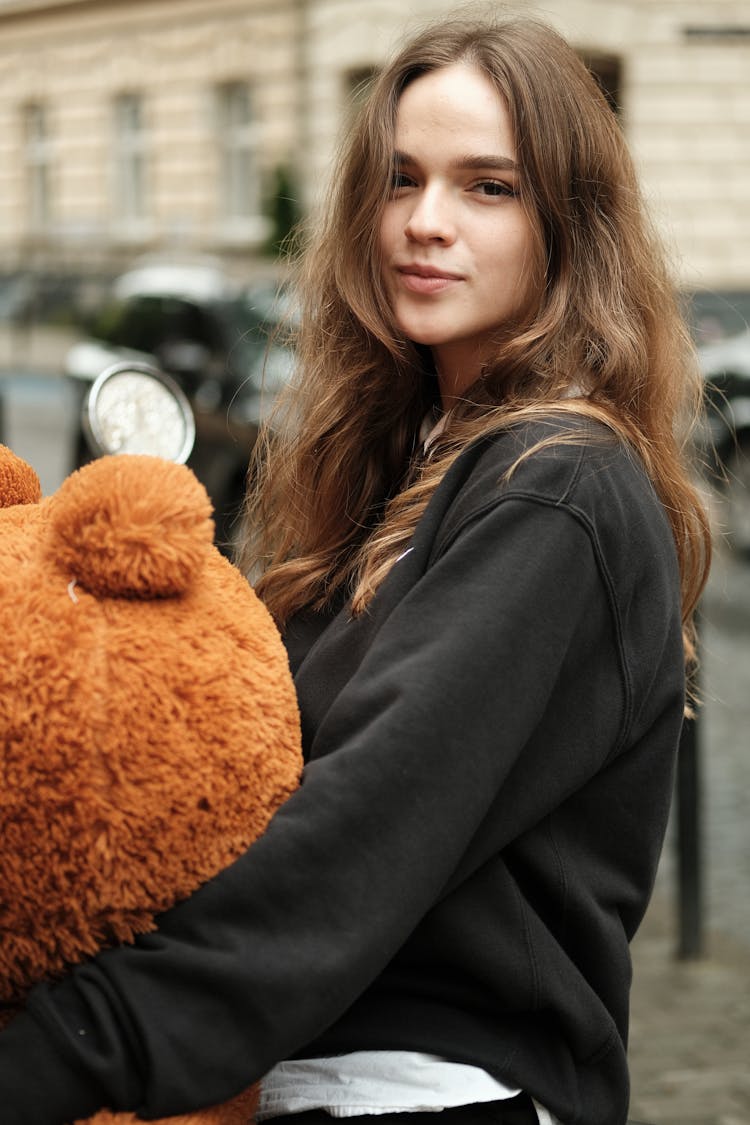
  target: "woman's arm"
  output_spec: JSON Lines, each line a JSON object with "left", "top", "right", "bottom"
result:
{"left": 0, "top": 494, "right": 622, "bottom": 1124}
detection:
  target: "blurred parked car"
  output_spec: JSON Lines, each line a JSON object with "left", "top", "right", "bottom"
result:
{"left": 64, "top": 261, "right": 295, "bottom": 553}
{"left": 687, "top": 291, "right": 750, "bottom": 558}
{"left": 0, "top": 269, "right": 104, "bottom": 327}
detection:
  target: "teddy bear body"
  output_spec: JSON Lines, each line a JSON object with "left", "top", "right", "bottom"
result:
{"left": 0, "top": 447, "right": 303, "bottom": 1124}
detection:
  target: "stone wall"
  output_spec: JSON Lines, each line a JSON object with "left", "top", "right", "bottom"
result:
{"left": 0, "top": 0, "right": 300, "bottom": 274}
{"left": 0, "top": 0, "right": 747, "bottom": 291}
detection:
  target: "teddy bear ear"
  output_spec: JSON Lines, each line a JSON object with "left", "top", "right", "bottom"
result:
{"left": 48, "top": 456, "right": 217, "bottom": 598}
{"left": 0, "top": 444, "right": 42, "bottom": 507}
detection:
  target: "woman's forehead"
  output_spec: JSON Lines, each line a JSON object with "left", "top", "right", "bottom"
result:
{"left": 394, "top": 63, "right": 516, "bottom": 163}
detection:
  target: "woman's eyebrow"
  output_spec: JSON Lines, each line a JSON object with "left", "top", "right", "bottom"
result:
{"left": 452, "top": 153, "right": 520, "bottom": 172}
{"left": 393, "top": 149, "right": 520, "bottom": 173}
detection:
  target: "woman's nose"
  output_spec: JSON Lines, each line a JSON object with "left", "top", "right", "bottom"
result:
{"left": 404, "top": 186, "right": 456, "bottom": 244}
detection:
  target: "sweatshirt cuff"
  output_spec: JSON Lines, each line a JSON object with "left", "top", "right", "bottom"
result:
{"left": 0, "top": 1008, "right": 105, "bottom": 1125}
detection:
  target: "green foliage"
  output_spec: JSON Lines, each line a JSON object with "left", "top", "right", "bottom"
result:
{"left": 265, "top": 165, "right": 301, "bottom": 258}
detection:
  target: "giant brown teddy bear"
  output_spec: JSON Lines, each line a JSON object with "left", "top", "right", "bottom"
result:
{"left": 0, "top": 444, "right": 303, "bottom": 1124}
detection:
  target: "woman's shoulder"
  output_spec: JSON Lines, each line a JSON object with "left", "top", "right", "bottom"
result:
{"left": 454, "top": 412, "right": 640, "bottom": 497}
{"left": 434, "top": 411, "right": 672, "bottom": 552}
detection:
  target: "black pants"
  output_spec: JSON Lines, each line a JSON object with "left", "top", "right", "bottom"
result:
{"left": 267, "top": 1095, "right": 539, "bottom": 1125}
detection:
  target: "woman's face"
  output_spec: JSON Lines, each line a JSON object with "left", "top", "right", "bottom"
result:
{"left": 379, "top": 62, "right": 539, "bottom": 404}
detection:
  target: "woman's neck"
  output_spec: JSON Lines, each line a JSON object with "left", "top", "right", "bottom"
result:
{"left": 434, "top": 345, "right": 484, "bottom": 409}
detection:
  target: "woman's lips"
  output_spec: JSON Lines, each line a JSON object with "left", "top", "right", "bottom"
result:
{"left": 396, "top": 266, "right": 463, "bottom": 295}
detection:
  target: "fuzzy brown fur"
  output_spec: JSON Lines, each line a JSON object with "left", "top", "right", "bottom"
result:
{"left": 0, "top": 446, "right": 303, "bottom": 1125}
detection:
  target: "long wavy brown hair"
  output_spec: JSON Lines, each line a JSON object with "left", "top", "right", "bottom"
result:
{"left": 239, "top": 14, "right": 711, "bottom": 668}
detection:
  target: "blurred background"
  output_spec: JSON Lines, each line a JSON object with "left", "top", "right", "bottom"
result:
{"left": 0, "top": 1, "right": 747, "bottom": 1121}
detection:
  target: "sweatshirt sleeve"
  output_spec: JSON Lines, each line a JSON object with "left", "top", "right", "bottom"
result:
{"left": 0, "top": 493, "right": 623, "bottom": 1123}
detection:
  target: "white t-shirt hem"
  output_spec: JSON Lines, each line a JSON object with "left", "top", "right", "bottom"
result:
{"left": 257, "top": 1052, "right": 561, "bottom": 1124}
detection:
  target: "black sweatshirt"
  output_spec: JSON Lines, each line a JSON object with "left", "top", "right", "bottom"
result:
{"left": 0, "top": 418, "right": 685, "bottom": 1125}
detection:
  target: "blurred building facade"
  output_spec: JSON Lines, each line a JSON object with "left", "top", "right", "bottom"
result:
{"left": 0, "top": 0, "right": 748, "bottom": 291}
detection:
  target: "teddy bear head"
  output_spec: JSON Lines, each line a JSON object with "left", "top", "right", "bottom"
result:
{"left": 0, "top": 445, "right": 302, "bottom": 1023}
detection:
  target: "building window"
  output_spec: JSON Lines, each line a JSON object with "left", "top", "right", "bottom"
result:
{"left": 113, "top": 92, "right": 149, "bottom": 224}
{"left": 216, "top": 80, "right": 260, "bottom": 229}
{"left": 342, "top": 66, "right": 378, "bottom": 129}
{"left": 23, "top": 102, "right": 53, "bottom": 232}
{"left": 345, "top": 66, "right": 378, "bottom": 106}
{"left": 578, "top": 52, "right": 622, "bottom": 115}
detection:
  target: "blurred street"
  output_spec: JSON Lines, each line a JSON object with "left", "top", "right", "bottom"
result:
{"left": 0, "top": 324, "right": 80, "bottom": 491}
{"left": 628, "top": 540, "right": 750, "bottom": 1125}
{"left": 0, "top": 374, "right": 77, "bottom": 494}
{"left": 0, "top": 352, "right": 749, "bottom": 1125}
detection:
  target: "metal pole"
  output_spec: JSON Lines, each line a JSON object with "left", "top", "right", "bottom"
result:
{"left": 674, "top": 630, "right": 705, "bottom": 959}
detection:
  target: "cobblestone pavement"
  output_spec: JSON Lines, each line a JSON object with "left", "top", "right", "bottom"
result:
{"left": 628, "top": 540, "right": 750, "bottom": 1125}
{"left": 629, "top": 891, "right": 750, "bottom": 1125}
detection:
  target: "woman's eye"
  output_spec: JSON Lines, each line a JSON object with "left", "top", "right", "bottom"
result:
{"left": 473, "top": 180, "right": 516, "bottom": 198}
{"left": 390, "top": 170, "right": 415, "bottom": 191}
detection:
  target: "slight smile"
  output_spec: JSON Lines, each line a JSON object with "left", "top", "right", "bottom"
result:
{"left": 396, "top": 264, "right": 464, "bottom": 295}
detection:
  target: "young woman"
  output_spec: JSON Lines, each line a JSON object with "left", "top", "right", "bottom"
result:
{"left": 0, "top": 15, "right": 710, "bottom": 1125}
